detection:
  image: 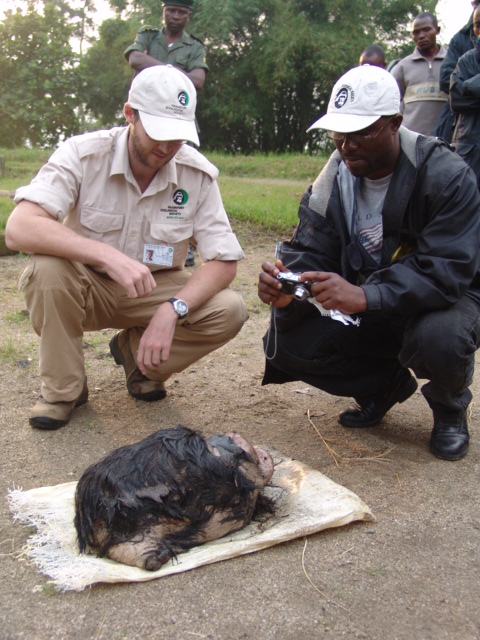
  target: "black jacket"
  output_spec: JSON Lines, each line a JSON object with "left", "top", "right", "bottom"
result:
{"left": 450, "top": 49, "right": 480, "bottom": 185}
{"left": 439, "top": 18, "right": 476, "bottom": 93}
{"left": 433, "top": 15, "right": 475, "bottom": 141}
{"left": 280, "top": 128, "right": 480, "bottom": 318}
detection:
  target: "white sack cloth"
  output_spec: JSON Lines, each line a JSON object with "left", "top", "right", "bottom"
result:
{"left": 8, "top": 451, "right": 374, "bottom": 591}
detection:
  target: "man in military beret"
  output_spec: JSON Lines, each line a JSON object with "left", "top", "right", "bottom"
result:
{"left": 124, "top": 0, "right": 208, "bottom": 91}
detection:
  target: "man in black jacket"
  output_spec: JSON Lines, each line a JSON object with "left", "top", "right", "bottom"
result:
{"left": 258, "top": 65, "right": 480, "bottom": 461}
{"left": 433, "top": 0, "right": 479, "bottom": 141}
{"left": 449, "top": 4, "right": 480, "bottom": 188}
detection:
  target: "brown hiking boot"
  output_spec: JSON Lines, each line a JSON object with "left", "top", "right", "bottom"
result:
{"left": 29, "top": 379, "right": 89, "bottom": 430}
{"left": 109, "top": 330, "right": 167, "bottom": 402}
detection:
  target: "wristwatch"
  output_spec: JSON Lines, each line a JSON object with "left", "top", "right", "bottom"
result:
{"left": 167, "top": 297, "right": 189, "bottom": 318}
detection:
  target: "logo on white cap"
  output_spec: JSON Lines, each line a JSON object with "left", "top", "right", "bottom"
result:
{"left": 334, "top": 86, "right": 354, "bottom": 110}
{"left": 178, "top": 91, "right": 189, "bottom": 107}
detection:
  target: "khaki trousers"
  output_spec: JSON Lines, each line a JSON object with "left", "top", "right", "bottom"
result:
{"left": 20, "top": 256, "right": 248, "bottom": 403}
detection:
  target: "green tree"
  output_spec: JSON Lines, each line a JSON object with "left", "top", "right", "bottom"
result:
{"left": 0, "top": 1, "right": 80, "bottom": 147}
{"left": 192, "top": 0, "right": 437, "bottom": 152}
{"left": 0, "top": 0, "right": 439, "bottom": 150}
{"left": 69, "top": 0, "right": 96, "bottom": 57}
{"left": 80, "top": 16, "right": 138, "bottom": 128}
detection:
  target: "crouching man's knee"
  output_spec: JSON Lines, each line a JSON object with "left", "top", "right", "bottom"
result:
{"left": 225, "top": 288, "right": 249, "bottom": 332}
{"left": 204, "top": 288, "right": 249, "bottom": 342}
{"left": 19, "top": 256, "right": 88, "bottom": 335}
{"left": 401, "top": 299, "right": 480, "bottom": 381}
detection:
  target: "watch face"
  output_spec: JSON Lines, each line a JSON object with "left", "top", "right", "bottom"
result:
{"left": 175, "top": 300, "right": 188, "bottom": 316}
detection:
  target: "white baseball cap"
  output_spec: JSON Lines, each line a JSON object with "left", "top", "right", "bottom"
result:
{"left": 307, "top": 64, "right": 400, "bottom": 134}
{"left": 128, "top": 65, "right": 199, "bottom": 146}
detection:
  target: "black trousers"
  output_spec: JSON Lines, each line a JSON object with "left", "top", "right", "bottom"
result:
{"left": 262, "top": 295, "right": 480, "bottom": 412}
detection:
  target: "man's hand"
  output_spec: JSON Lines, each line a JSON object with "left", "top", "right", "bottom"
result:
{"left": 135, "top": 259, "right": 238, "bottom": 373}
{"left": 301, "top": 271, "right": 367, "bottom": 314}
{"left": 102, "top": 250, "right": 156, "bottom": 299}
{"left": 136, "top": 303, "right": 178, "bottom": 374}
{"left": 258, "top": 260, "right": 294, "bottom": 308}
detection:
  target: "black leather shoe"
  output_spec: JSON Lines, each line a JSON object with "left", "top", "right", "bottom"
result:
{"left": 429, "top": 407, "right": 469, "bottom": 461}
{"left": 339, "top": 367, "right": 417, "bottom": 428}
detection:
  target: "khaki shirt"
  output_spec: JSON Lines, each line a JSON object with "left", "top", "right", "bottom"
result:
{"left": 14, "top": 127, "right": 243, "bottom": 270}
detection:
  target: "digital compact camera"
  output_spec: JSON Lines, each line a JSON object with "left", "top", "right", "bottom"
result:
{"left": 276, "top": 272, "right": 311, "bottom": 301}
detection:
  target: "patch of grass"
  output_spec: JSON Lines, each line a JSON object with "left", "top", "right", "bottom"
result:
{"left": 219, "top": 176, "right": 303, "bottom": 234}
{"left": 85, "top": 419, "right": 101, "bottom": 431}
{"left": 0, "top": 339, "right": 21, "bottom": 364}
{"left": 0, "top": 338, "right": 34, "bottom": 367}
{"left": 0, "top": 197, "right": 15, "bottom": 231}
{"left": 206, "top": 151, "right": 327, "bottom": 182}
{"left": 0, "top": 147, "right": 51, "bottom": 191}
{"left": 42, "top": 582, "right": 58, "bottom": 597}
{"left": 83, "top": 335, "right": 106, "bottom": 349}
{"left": 0, "top": 146, "right": 52, "bottom": 230}
{"left": 4, "top": 310, "right": 29, "bottom": 324}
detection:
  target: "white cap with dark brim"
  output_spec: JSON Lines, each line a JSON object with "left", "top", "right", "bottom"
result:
{"left": 307, "top": 64, "right": 400, "bottom": 134}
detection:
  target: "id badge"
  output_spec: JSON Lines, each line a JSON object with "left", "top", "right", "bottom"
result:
{"left": 143, "top": 244, "right": 174, "bottom": 267}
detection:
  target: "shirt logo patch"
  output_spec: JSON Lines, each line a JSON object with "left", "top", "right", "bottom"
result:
{"left": 173, "top": 189, "right": 189, "bottom": 205}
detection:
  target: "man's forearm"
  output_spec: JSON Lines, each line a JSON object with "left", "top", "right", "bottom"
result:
{"left": 172, "top": 260, "right": 237, "bottom": 311}
{"left": 127, "top": 51, "right": 205, "bottom": 90}
{"left": 128, "top": 50, "right": 166, "bottom": 72}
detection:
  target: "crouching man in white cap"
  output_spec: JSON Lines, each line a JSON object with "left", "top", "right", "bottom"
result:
{"left": 258, "top": 64, "right": 480, "bottom": 461}
{"left": 6, "top": 65, "right": 247, "bottom": 430}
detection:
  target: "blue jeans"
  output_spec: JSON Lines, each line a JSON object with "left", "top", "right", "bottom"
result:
{"left": 262, "top": 295, "right": 480, "bottom": 412}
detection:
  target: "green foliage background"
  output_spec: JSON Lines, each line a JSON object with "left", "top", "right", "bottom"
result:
{"left": 0, "top": 2, "right": 79, "bottom": 147}
{"left": 0, "top": 0, "right": 438, "bottom": 151}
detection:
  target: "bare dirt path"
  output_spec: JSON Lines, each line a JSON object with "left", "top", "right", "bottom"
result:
{"left": 1, "top": 225, "right": 479, "bottom": 639}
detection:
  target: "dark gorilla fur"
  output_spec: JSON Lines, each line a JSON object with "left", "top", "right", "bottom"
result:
{"left": 74, "top": 425, "right": 274, "bottom": 569}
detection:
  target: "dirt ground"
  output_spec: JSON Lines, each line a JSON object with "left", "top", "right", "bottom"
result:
{"left": 1, "top": 224, "right": 479, "bottom": 640}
